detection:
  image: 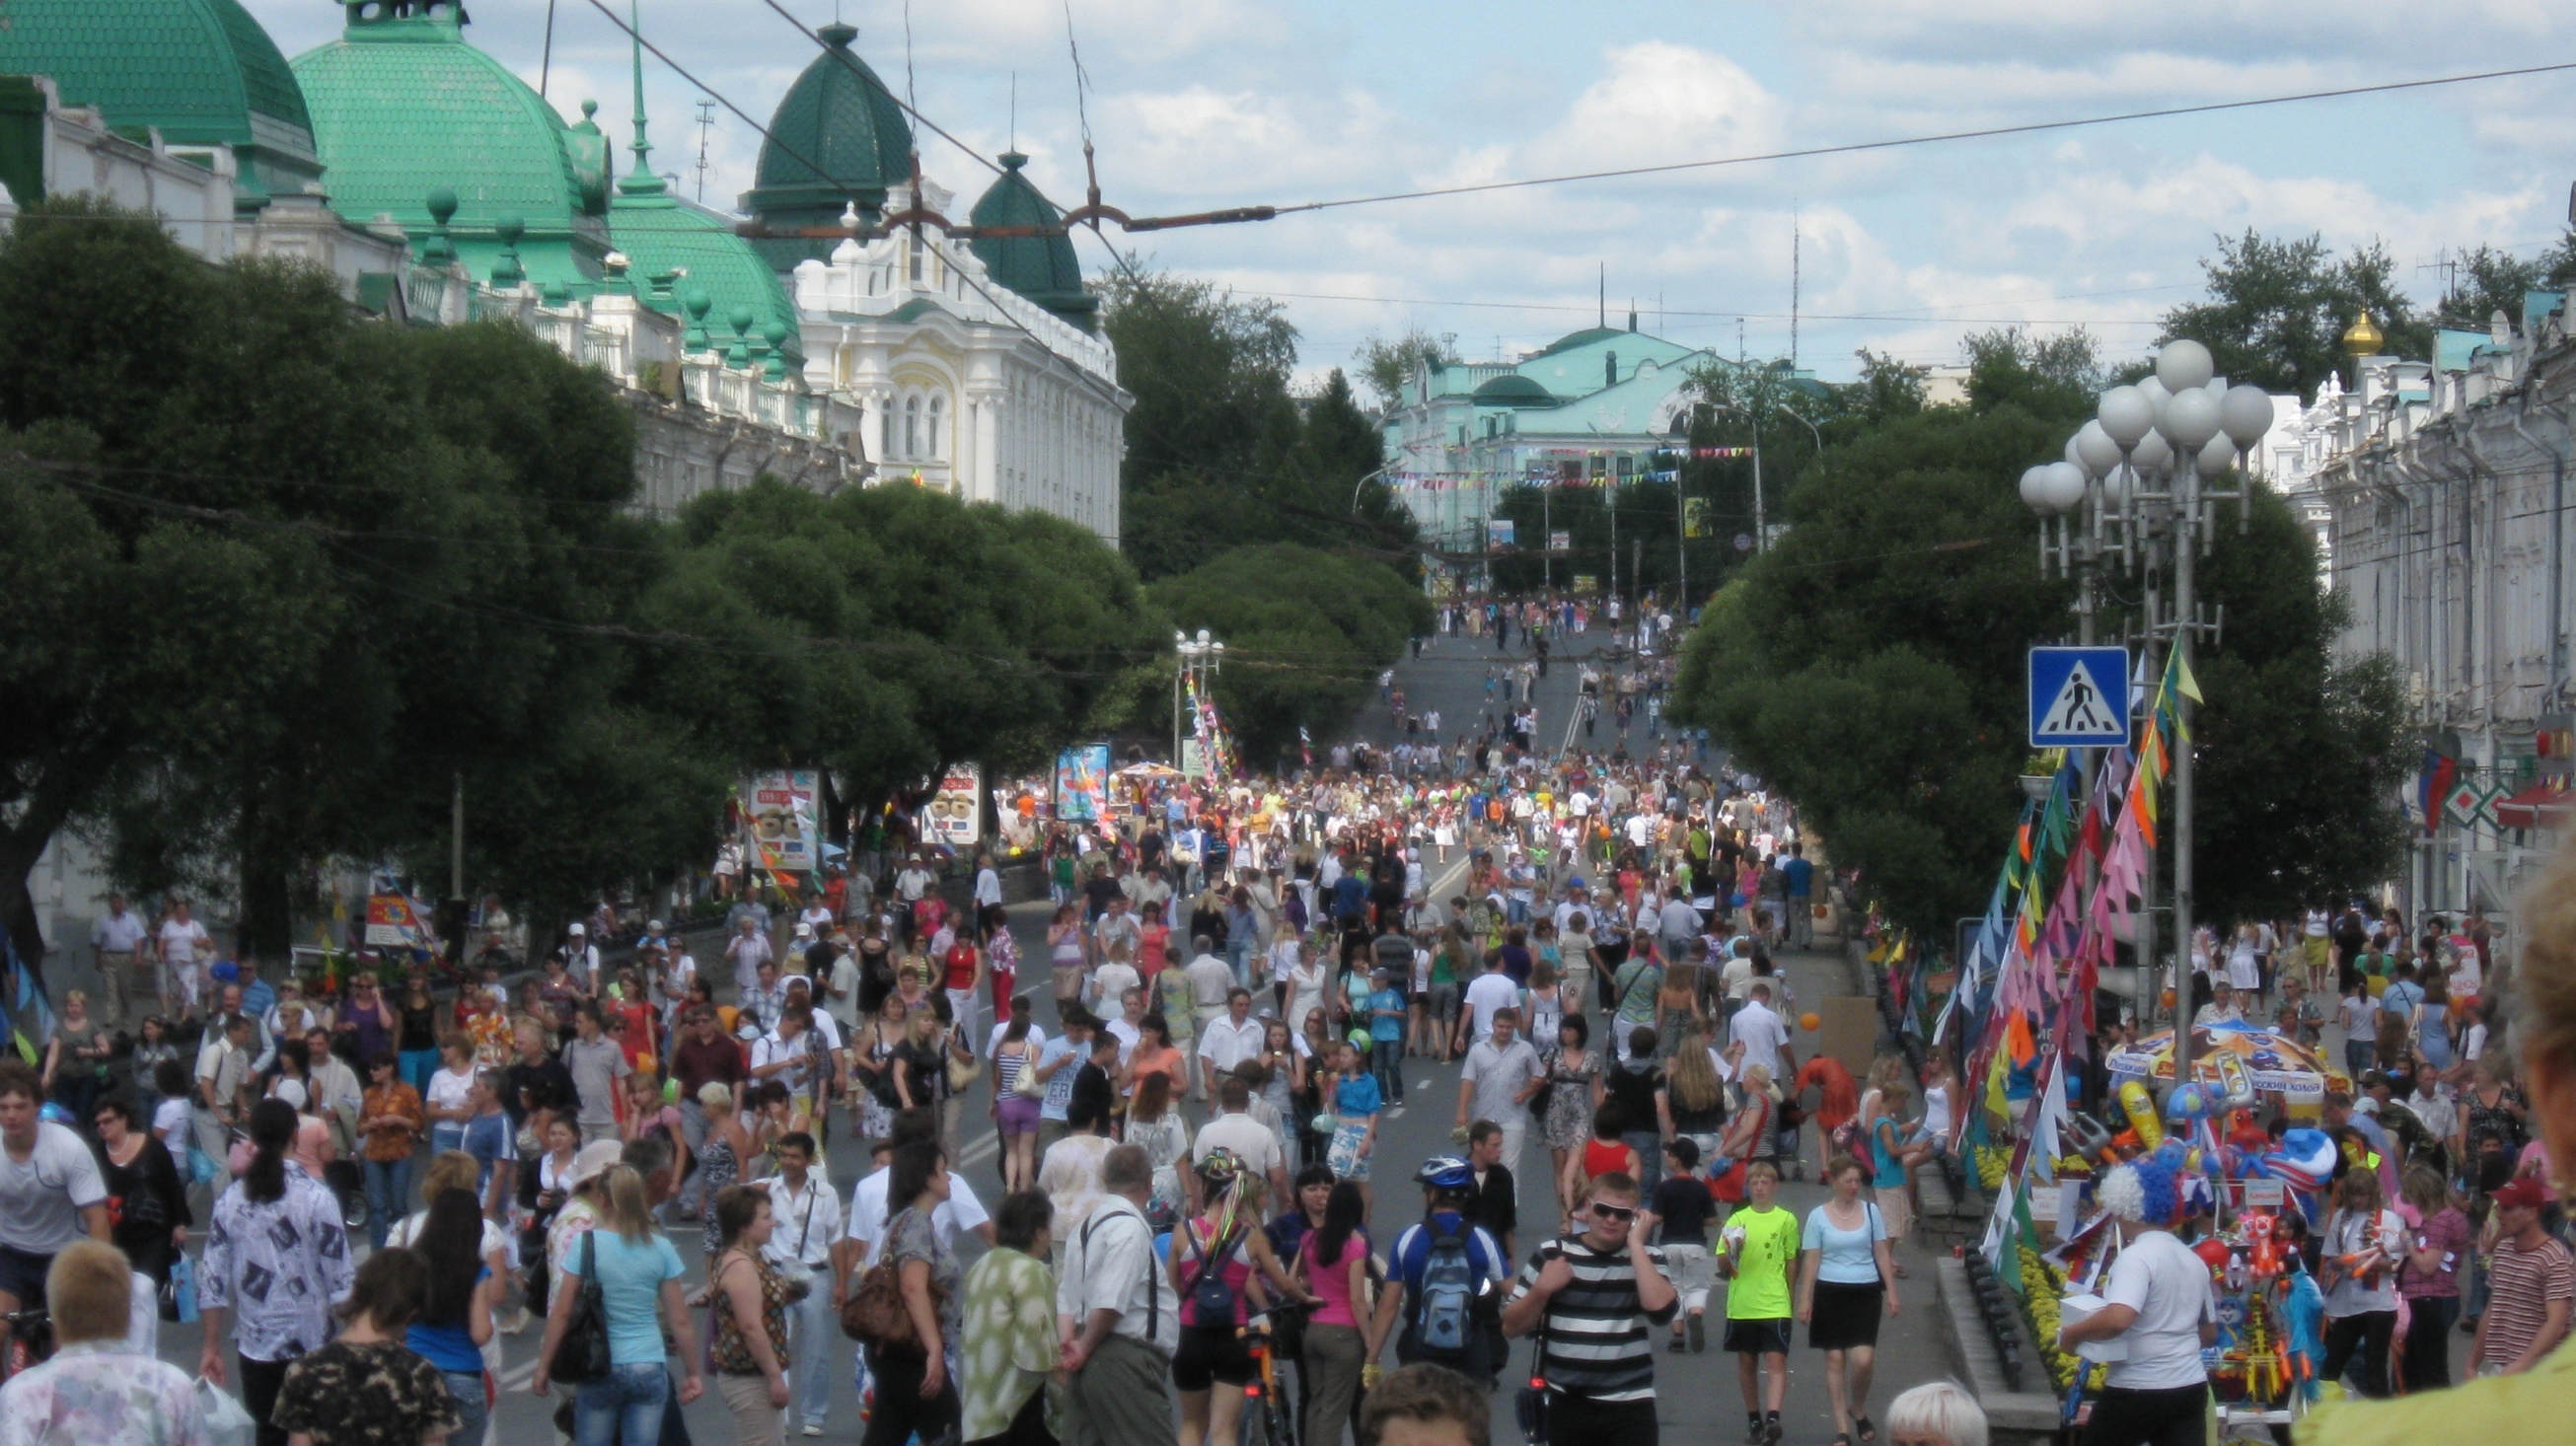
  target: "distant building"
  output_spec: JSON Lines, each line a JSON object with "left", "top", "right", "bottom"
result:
{"left": 1376, "top": 316, "right": 1812, "bottom": 565}
{"left": 2288, "top": 299, "right": 2576, "bottom": 914}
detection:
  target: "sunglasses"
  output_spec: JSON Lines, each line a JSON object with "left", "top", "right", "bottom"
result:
{"left": 1588, "top": 1201, "right": 1636, "bottom": 1222}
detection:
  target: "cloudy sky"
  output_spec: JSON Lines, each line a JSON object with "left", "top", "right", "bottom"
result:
{"left": 246, "top": 0, "right": 2576, "bottom": 388}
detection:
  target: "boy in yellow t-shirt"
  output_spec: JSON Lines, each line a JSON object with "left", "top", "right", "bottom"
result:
{"left": 1718, "top": 1161, "right": 1799, "bottom": 1445}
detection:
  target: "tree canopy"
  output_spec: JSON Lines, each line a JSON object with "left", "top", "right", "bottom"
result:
{"left": 1670, "top": 326, "right": 2405, "bottom": 943}
{"left": 2159, "top": 231, "right": 2432, "bottom": 397}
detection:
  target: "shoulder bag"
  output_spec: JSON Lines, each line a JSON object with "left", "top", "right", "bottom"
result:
{"left": 944, "top": 1029, "right": 982, "bottom": 1095}
{"left": 551, "top": 1230, "right": 614, "bottom": 1385}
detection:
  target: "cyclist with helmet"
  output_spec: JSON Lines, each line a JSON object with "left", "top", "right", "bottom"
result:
{"left": 1368, "top": 1156, "right": 1509, "bottom": 1387}
{"left": 1167, "top": 1149, "right": 1312, "bottom": 1446}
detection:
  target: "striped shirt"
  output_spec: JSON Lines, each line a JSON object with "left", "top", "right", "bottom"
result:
{"left": 2477, "top": 1233, "right": 2575, "bottom": 1370}
{"left": 1509, "top": 1235, "right": 1675, "bottom": 1403}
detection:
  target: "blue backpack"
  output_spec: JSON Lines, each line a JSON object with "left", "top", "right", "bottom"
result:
{"left": 1413, "top": 1217, "right": 1477, "bottom": 1356}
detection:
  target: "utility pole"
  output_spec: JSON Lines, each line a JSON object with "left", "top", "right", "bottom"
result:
{"left": 450, "top": 770, "right": 465, "bottom": 900}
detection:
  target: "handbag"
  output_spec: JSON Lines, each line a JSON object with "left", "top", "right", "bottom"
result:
{"left": 1010, "top": 1045, "right": 1046, "bottom": 1098}
{"left": 551, "top": 1230, "right": 614, "bottom": 1385}
{"left": 1513, "top": 1279, "right": 1551, "bottom": 1445}
{"left": 842, "top": 1257, "right": 915, "bottom": 1346}
{"left": 944, "top": 1031, "right": 981, "bottom": 1095}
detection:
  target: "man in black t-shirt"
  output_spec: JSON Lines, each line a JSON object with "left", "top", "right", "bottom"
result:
{"left": 1081, "top": 861, "right": 1124, "bottom": 922}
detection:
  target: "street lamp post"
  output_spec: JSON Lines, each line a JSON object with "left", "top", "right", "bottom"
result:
{"left": 1173, "top": 629, "right": 1224, "bottom": 771}
{"left": 2030, "top": 341, "right": 2274, "bottom": 1100}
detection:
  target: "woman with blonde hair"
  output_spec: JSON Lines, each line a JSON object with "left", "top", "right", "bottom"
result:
{"left": 1667, "top": 1023, "right": 1730, "bottom": 1165}
{"left": 697, "top": 1080, "right": 752, "bottom": 1256}
{"left": 535, "top": 1164, "right": 703, "bottom": 1441}
{"left": 1864, "top": 1073, "right": 1929, "bottom": 1265}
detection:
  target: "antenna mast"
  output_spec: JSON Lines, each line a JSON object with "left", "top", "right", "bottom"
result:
{"left": 693, "top": 100, "right": 714, "bottom": 202}
{"left": 1790, "top": 208, "right": 1801, "bottom": 368}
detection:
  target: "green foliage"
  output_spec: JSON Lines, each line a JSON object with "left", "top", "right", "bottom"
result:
{"left": 1102, "top": 266, "right": 1417, "bottom": 581}
{"left": 1352, "top": 326, "right": 1459, "bottom": 409}
{"left": 2428, "top": 239, "right": 2576, "bottom": 332}
{"left": 1668, "top": 348, "right": 2406, "bottom": 940}
{"left": 2161, "top": 231, "right": 2433, "bottom": 396}
{"left": 1150, "top": 544, "right": 1433, "bottom": 764}
{"left": 1962, "top": 327, "right": 2101, "bottom": 417}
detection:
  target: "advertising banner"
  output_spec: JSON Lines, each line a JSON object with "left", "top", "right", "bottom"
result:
{"left": 741, "top": 770, "right": 821, "bottom": 873}
{"left": 1487, "top": 519, "right": 1515, "bottom": 547}
{"left": 363, "top": 893, "right": 435, "bottom": 949}
{"left": 1054, "top": 744, "right": 1110, "bottom": 822}
{"left": 921, "top": 763, "right": 983, "bottom": 847}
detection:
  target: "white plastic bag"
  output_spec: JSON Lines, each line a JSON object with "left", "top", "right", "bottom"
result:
{"left": 198, "top": 1379, "right": 257, "bottom": 1446}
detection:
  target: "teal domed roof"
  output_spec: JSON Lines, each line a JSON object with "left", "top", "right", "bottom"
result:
{"left": 1471, "top": 374, "right": 1555, "bottom": 406}
{"left": 291, "top": 0, "right": 611, "bottom": 291}
{"left": 967, "top": 152, "right": 1096, "bottom": 334}
{"left": 741, "top": 22, "right": 912, "bottom": 272}
{"left": 606, "top": 45, "right": 799, "bottom": 365}
{"left": 0, "top": 0, "right": 322, "bottom": 208}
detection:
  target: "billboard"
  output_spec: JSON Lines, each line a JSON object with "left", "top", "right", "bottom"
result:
{"left": 1487, "top": 519, "right": 1515, "bottom": 547}
{"left": 1054, "top": 744, "right": 1110, "bottom": 822}
{"left": 741, "top": 770, "right": 821, "bottom": 873}
{"left": 921, "top": 763, "right": 983, "bottom": 847}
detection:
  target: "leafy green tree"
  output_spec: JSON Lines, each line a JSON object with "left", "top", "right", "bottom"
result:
{"left": 1151, "top": 544, "right": 1433, "bottom": 764}
{"left": 1352, "top": 326, "right": 1459, "bottom": 409}
{"left": 2161, "top": 231, "right": 2432, "bottom": 396}
{"left": 1103, "top": 266, "right": 1416, "bottom": 581}
{"left": 1669, "top": 326, "right": 2405, "bottom": 941}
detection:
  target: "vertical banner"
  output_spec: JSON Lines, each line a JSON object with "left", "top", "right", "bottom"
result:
{"left": 921, "top": 763, "right": 983, "bottom": 847}
{"left": 741, "top": 769, "right": 821, "bottom": 874}
{"left": 1487, "top": 519, "right": 1516, "bottom": 547}
{"left": 1054, "top": 744, "right": 1110, "bottom": 822}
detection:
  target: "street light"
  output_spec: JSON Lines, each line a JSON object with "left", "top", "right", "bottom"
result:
{"left": 2025, "top": 339, "right": 2275, "bottom": 1099}
{"left": 1173, "top": 629, "right": 1224, "bottom": 772}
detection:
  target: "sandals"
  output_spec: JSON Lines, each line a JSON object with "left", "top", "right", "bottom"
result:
{"left": 1832, "top": 1435, "right": 1854, "bottom": 1446}
{"left": 1856, "top": 1415, "right": 1877, "bottom": 1444}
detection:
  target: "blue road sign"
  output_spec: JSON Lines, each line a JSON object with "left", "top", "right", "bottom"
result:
{"left": 2027, "top": 646, "right": 2130, "bottom": 747}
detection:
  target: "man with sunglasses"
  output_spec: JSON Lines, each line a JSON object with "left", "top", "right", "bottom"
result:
{"left": 1501, "top": 1169, "right": 1677, "bottom": 1446}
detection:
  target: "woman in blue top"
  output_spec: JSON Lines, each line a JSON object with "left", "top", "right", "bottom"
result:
{"left": 1325, "top": 1038, "right": 1382, "bottom": 1213}
{"left": 535, "top": 1164, "right": 705, "bottom": 1445}
{"left": 406, "top": 1187, "right": 496, "bottom": 1446}
{"left": 1795, "top": 1158, "right": 1899, "bottom": 1446}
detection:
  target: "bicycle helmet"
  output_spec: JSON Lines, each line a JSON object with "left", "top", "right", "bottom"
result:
{"left": 36, "top": 1103, "right": 72, "bottom": 1127}
{"left": 1414, "top": 1154, "right": 1474, "bottom": 1192}
{"left": 1197, "top": 1146, "right": 1245, "bottom": 1190}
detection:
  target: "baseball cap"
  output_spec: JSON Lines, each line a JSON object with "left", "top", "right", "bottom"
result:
{"left": 794, "top": 921, "right": 814, "bottom": 939}
{"left": 568, "top": 922, "right": 586, "bottom": 936}
{"left": 2491, "top": 1176, "right": 2552, "bottom": 1209}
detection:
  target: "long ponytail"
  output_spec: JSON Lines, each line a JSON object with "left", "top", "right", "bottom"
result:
{"left": 244, "top": 1098, "right": 297, "bottom": 1204}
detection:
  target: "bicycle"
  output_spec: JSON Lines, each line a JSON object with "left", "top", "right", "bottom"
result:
{"left": 0, "top": 1306, "right": 53, "bottom": 1383}
{"left": 1239, "top": 1311, "right": 1297, "bottom": 1446}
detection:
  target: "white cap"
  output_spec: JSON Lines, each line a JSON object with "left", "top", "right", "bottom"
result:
{"left": 567, "top": 922, "right": 586, "bottom": 936}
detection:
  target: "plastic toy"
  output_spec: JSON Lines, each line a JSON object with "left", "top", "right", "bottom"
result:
{"left": 2118, "top": 1080, "right": 2164, "bottom": 1149}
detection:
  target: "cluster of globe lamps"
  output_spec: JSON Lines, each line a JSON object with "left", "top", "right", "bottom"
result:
{"left": 2018, "top": 339, "right": 2279, "bottom": 538}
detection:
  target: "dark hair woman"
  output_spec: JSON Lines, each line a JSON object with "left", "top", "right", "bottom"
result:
{"left": 406, "top": 1188, "right": 497, "bottom": 1444}
{"left": 198, "top": 1098, "right": 352, "bottom": 1446}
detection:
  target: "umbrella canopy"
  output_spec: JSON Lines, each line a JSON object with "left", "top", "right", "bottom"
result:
{"left": 1115, "top": 762, "right": 1184, "bottom": 778}
{"left": 2105, "top": 1023, "right": 2349, "bottom": 1096}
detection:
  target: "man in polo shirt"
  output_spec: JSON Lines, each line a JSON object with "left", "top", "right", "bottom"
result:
{"left": 764, "top": 1131, "right": 842, "bottom": 1437}
{"left": 669, "top": 1007, "right": 744, "bottom": 1215}
{"left": 89, "top": 894, "right": 151, "bottom": 1031}
{"left": 1503, "top": 1169, "right": 1676, "bottom": 1446}
{"left": 2471, "top": 1175, "right": 2574, "bottom": 1375}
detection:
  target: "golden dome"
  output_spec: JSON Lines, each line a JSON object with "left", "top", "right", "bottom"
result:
{"left": 2342, "top": 311, "right": 2386, "bottom": 356}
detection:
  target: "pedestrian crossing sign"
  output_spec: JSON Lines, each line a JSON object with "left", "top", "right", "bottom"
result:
{"left": 2027, "top": 646, "right": 2130, "bottom": 747}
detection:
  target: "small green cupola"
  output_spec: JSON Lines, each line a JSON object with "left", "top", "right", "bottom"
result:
{"left": 741, "top": 21, "right": 913, "bottom": 273}
{"left": 967, "top": 151, "right": 1097, "bottom": 334}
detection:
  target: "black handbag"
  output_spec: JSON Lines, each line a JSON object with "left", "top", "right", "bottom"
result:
{"left": 552, "top": 1230, "right": 614, "bottom": 1385}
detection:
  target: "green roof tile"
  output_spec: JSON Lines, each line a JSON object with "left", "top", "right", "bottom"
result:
{"left": 742, "top": 22, "right": 911, "bottom": 271}
{"left": 291, "top": 3, "right": 610, "bottom": 288}
{"left": 0, "top": 0, "right": 322, "bottom": 206}
{"left": 967, "top": 151, "right": 1096, "bottom": 333}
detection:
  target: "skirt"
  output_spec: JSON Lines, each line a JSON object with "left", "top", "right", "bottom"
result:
{"left": 1807, "top": 1279, "right": 1884, "bottom": 1351}
{"left": 1328, "top": 1120, "right": 1373, "bottom": 1181}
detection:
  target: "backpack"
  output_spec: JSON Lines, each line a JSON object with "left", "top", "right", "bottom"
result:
{"left": 1413, "top": 1217, "right": 1477, "bottom": 1357}
{"left": 1184, "top": 1220, "right": 1242, "bottom": 1325}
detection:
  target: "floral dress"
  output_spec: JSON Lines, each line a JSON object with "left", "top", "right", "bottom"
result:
{"left": 697, "top": 1134, "right": 739, "bottom": 1255}
{"left": 710, "top": 1248, "right": 792, "bottom": 1379}
{"left": 1540, "top": 1046, "right": 1598, "bottom": 1150}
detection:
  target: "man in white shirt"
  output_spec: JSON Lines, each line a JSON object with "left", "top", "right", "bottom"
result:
{"left": 750, "top": 1006, "right": 825, "bottom": 1117}
{"left": 90, "top": 894, "right": 152, "bottom": 1030}
{"left": 763, "top": 1131, "right": 841, "bottom": 1436}
{"left": 1058, "top": 1145, "right": 1178, "bottom": 1446}
{"left": 724, "top": 915, "right": 773, "bottom": 995}
{"left": 2054, "top": 1160, "right": 2217, "bottom": 1441}
{"left": 1462, "top": 956, "right": 1521, "bottom": 1044}
{"left": 1093, "top": 896, "right": 1142, "bottom": 970}
{"left": 1195, "top": 991, "right": 1265, "bottom": 1109}
{"left": 1089, "top": 952, "right": 1141, "bottom": 1019}
{"left": 974, "top": 856, "right": 1004, "bottom": 911}
{"left": 1730, "top": 980, "right": 1792, "bottom": 1081}
{"left": 1456, "top": 1007, "right": 1545, "bottom": 1168}
{"left": 739, "top": 959, "right": 791, "bottom": 1040}
{"left": 156, "top": 902, "right": 211, "bottom": 1019}
{"left": 834, "top": 1120, "right": 995, "bottom": 1283}
{"left": 1192, "top": 1076, "right": 1290, "bottom": 1217}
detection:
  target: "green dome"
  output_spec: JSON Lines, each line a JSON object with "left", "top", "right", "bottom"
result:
{"left": 1471, "top": 374, "right": 1555, "bottom": 406}
{"left": 291, "top": 0, "right": 611, "bottom": 292}
{"left": 741, "top": 22, "right": 912, "bottom": 272}
{"left": 610, "top": 158, "right": 799, "bottom": 365}
{"left": 0, "top": 0, "right": 322, "bottom": 208}
{"left": 967, "top": 152, "right": 1097, "bottom": 334}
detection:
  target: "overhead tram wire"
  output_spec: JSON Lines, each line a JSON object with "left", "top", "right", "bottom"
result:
{"left": 1268, "top": 60, "right": 2576, "bottom": 215}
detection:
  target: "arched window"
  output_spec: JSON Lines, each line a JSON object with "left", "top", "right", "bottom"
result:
{"left": 903, "top": 395, "right": 920, "bottom": 460}
{"left": 927, "top": 394, "right": 946, "bottom": 461}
